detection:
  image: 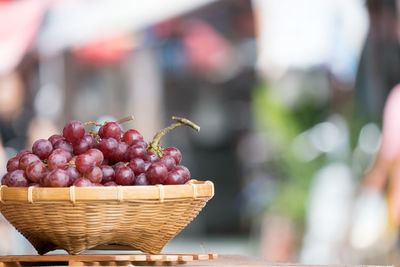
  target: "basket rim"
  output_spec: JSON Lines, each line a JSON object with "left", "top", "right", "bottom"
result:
{"left": 0, "top": 179, "right": 214, "bottom": 203}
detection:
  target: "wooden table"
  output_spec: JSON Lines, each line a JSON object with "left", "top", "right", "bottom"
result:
{"left": 185, "top": 255, "right": 389, "bottom": 266}
{"left": 186, "top": 255, "right": 274, "bottom": 266}
{"left": 0, "top": 254, "right": 390, "bottom": 266}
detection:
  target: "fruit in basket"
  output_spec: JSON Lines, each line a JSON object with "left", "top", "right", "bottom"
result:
{"left": 48, "top": 134, "right": 64, "bottom": 146}
{"left": 163, "top": 147, "right": 182, "bottom": 164}
{"left": 32, "top": 139, "right": 53, "bottom": 160}
{"left": 19, "top": 153, "right": 40, "bottom": 171}
{"left": 1, "top": 116, "right": 199, "bottom": 187}
{"left": 87, "top": 148, "right": 104, "bottom": 166}
{"left": 122, "top": 129, "right": 143, "bottom": 144}
{"left": 134, "top": 173, "right": 149, "bottom": 185}
{"left": 44, "top": 169, "right": 70, "bottom": 187}
{"left": 146, "top": 162, "right": 168, "bottom": 184}
{"left": 65, "top": 166, "right": 80, "bottom": 185}
{"left": 53, "top": 139, "right": 73, "bottom": 154}
{"left": 73, "top": 177, "right": 92, "bottom": 187}
{"left": 73, "top": 134, "right": 96, "bottom": 155}
{"left": 115, "top": 166, "right": 135, "bottom": 185}
{"left": 3, "top": 170, "right": 29, "bottom": 187}
{"left": 100, "top": 165, "right": 115, "bottom": 183}
{"left": 26, "top": 161, "right": 47, "bottom": 183}
{"left": 129, "top": 157, "right": 146, "bottom": 175}
{"left": 6, "top": 156, "right": 19, "bottom": 172}
{"left": 48, "top": 149, "right": 72, "bottom": 170}
{"left": 75, "top": 153, "right": 96, "bottom": 173}
{"left": 0, "top": 117, "right": 211, "bottom": 256}
{"left": 99, "top": 121, "right": 123, "bottom": 139}
{"left": 63, "top": 120, "right": 85, "bottom": 143}
{"left": 86, "top": 166, "right": 103, "bottom": 183}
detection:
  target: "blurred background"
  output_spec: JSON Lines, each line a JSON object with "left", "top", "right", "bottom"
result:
{"left": 1, "top": 0, "right": 400, "bottom": 264}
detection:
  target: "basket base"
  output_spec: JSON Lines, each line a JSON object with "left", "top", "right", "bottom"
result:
{"left": 0, "top": 253, "right": 219, "bottom": 266}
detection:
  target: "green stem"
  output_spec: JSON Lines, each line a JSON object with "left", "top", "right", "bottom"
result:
{"left": 148, "top": 116, "right": 200, "bottom": 157}
{"left": 171, "top": 116, "right": 200, "bottom": 131}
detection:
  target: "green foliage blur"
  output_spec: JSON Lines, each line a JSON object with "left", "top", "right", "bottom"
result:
{"left": 252, "top": 81, "right": 336, "bottom": 225}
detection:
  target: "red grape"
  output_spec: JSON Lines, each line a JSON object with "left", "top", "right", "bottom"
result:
{"left": 134, "top": 173, "right": 149, "bottom": 185}
{"left": 127, "top": 144, "right": 146, "bottom": 160}
{"left": 73, "top": 177, "right": 92, "bottom": 187}
{"left": 92, "top": 183, "right": 104, "bottom": 187}
{"left": 45, "top": 169, "right": 70, "bottom": 187}
{"left": 100, "top": 165, "right": 115, "bottom": 183}
{"left": 164, "top": 170, "right": 185, "bottom": 185}
{"left": 122, "top": 129, "right": 143, "bottom": 145}
{"left": 54, "top": 139, "right": 74, "bottom": 154}
{"left": 59, "top": 149, "right": 73, "bottom": 161}
{"left": 129, "top": 157, "right": 146, "bottom": 175}
{"left": 115, "top": 166, "right": 135, "bottom": 185}
{"left": 48, "top": 134, "right": 64, "bottom": 146}
{"left": 6, "top": 156, "right": 20, "bottom": 172}
{"left": 32, "top": 139, "right": 53, "bottom": 160}
{"left": 113, "top": 162, "right": 126, "bottom": 172}
{"left": 6, "top": 170, "right": 29, "bottom": 187}
{"left": 28, "top": 183, "right": 40, "bottom": 187}
{"left": 65, "top": 166, "right": 80, "bottom": 185}
{"left": 63, "top": 120, "right": 85, "bottom": 143}
{"left": 113, "top": 142, "right": 128, "bottom": 162}
{"left": 98, "top": 126, "right": 104, "bottom": 138}
{"left": 86, "top": 166, "right": 103, "bottom": 184}
{"left": 174, "top": 165, "right": 190, "bottom": 183}
{"left": 19, "top": 153, "right": 40, "bottom": 171}
{"left": 73, "top": 134, "right": 96, "bottom": 155}
{"left": 26, "top": 161, "right": 47, "bottom": 183}
{"left": 146, "top": 162, "right": 168, "bottom": 184}
{"left": 75, "top": 153, "right": 96, "bottom": 173}
{"left": 53, "top": 140, "right": 72, "bottom": 153}
{"left": 40, "top": 174, "right": 50, "bottom": 187}
{"left": 143, "top": 151, "right": 159, "bottom": 163}
{"left": 163, "top": 147, "right": 181, "bottom": 164}
{"left": 104, "top": 181, "right": 117, "bottom": 186}
{"left": 98, "top": 138, "right": 118, "bottom": 159}
{"left": 144, "top": 161, "right": 152, "bottom": 171}
{"left": 131, "top": 140, "right": 147, "bottom": 148}
{"left": 17, "top": 149, "right": 31, "bottom": 158}
{"left": 159, "top": 155, "right": 176, "bottom": 171}
{"left": 101, "top": 158, "right": 110, "bottom": 166}
{"left": 87, "top": 148, "right": 104, "bottom": 166}
{"left": 99, "top": 122, "right": 122, "bottom": 140}
{"left": 48, "top": 149, "right": 72, "bottom": 170}
{"left": 1, "top": 173, "right": 10, "bottom": 185}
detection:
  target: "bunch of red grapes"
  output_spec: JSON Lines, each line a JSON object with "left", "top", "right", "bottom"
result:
{"left": 1, "top": 116, "right": 198, "bottom": 187}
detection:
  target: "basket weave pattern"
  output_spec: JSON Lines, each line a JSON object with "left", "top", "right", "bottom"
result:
{"left": 0, "top": 180, "right": 214, "bottom": 255}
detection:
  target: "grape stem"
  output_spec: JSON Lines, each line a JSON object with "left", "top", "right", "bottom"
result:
{"left": 85, "top": 115, "right": 134, "bottom": 127}
{"left": 89, "top": 130, "right": 101, "bottom": 141}
{"left": 67, "top": 157, "right": 76, "bottom": 167}
{"left": 148, "top": 116, "right": 200, "bottom": 157}
{"left": 85, "top": 121, "right": 103, "bottom": 127}
{"left": 85, "top": 116, "right": 134, "bottom": 139}
{"left": 116, "top": 115, "right": 134, "bottom": 124}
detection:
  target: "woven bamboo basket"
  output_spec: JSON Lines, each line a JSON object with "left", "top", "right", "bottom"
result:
{"left": 0, "top": 179, "right": 214, "bottom": 255}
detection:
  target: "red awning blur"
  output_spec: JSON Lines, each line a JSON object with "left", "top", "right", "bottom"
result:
{"left": 73, "top": 34, "right": 134, "bottom": 65}
{"left": 0, "top": 0, "right": 47, "bottom": 75}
